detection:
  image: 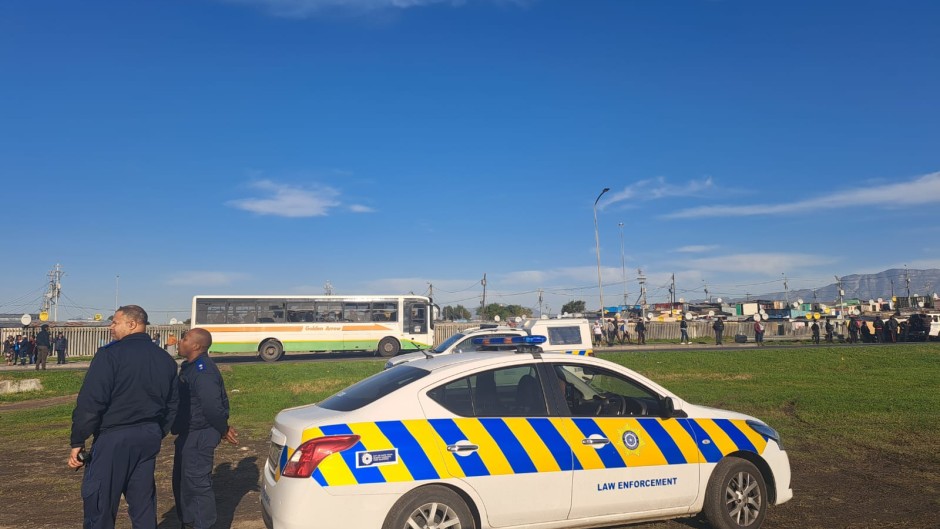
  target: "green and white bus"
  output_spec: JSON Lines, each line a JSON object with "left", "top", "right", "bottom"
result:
{"left": 191, "top": 295, "right": 434, "bottom": 361}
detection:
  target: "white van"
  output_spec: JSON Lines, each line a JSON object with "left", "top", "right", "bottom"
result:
{"left": 384, "top": 318, "right": 593, "bottom": 369}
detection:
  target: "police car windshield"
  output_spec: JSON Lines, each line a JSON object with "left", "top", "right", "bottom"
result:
{"left": 319, "top": 365, "right": 430, "bottom": 412}
{"left": 428, "top": 333, "right": 467, "bottom": 354}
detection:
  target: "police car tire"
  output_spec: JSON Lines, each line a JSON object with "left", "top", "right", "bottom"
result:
{"left": 703, "top": 457, "right": 767, "bottom": 529}
{"left": 383, "top": 485, "right": 475, "bottom": 529}
{"left": 258, "top": 339, "right": 284, "bottom": 362}
{"left": 377, "top": 337, "right": 400, "bottom": 358}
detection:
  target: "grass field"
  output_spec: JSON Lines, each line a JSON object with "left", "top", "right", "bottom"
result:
{"left": 2, "top": 344, "right": 938, "bottom": 467}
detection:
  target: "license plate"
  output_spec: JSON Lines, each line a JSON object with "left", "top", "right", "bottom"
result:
{"left": 268, "top": 442, "right": 283, "bottom": 473}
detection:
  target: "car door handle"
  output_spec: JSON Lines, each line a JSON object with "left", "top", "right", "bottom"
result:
{"left": 582, "top": 438, "right": 610, "bottom": 446}
{"left": 447, "top": 443, "right": 480, "bottom": 453}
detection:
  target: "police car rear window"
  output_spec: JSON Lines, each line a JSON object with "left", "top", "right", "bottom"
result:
{"left": 319, "top": 365, "right": 430, "bottom": 411}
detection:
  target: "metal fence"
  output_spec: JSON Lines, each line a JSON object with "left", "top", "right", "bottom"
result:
{"left": 432, "top": 320, "right": 828, "bottom": 347}
{"left": 1, "top": 320, "right": 835, "bottom": 359}
{"left": 1, "top": 325, "right": 189, "bottom": 358}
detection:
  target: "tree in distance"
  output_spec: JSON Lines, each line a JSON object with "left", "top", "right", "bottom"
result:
{"left": 478, "top": 303, "right": 532, "bottom": 321}
{"left": 442, "top": 305, "right": 472, "bottom": 321}
{"left": 561, "top": 300, "right": 586, "bottom": 315}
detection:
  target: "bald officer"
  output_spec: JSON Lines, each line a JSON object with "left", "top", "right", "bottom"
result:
{"left": 172, "top": 328, "right": 238, "bottom": 529}
{"left": 68, "top": 305, "right": 179, "bottom": 529}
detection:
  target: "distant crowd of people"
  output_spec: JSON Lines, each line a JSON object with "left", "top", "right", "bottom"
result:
{"left": 4, "top": 328, "right": 181, "bottom": 368}
{"left": 3, "top": 325, "right": 69, "bottom": 368}
{"left": 590, "top": 312, "right": 917, "bottom": 348}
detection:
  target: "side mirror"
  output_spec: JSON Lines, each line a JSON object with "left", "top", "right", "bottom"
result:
{"left": 661, "top": 396, "right": 676, "bottom": 418}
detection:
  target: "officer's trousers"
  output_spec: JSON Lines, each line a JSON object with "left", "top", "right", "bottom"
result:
{"left": 36, "top": 345, "right": 50, "bottom": 370}
{"left": 82, "top": 422, "right": 162, "bottom": 529}
{"left": 173, "top": 428, "right": 222, "bottom": 529}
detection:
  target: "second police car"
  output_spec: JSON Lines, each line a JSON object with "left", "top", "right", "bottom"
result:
{"left": 262, "top": 336, "right": 792, "bottom": 529}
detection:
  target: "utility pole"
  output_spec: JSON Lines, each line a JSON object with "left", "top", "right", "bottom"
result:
{"left": 835, "top": 275, "right": 844, "bottom": 319}
{"left": 427, "top": 282, "right": 433, "bottom": 301}
{"left": 538, "top": 289, "right": 544, "bottom": 317}
{"left": 782, "top": 273, "right": 790, "bottom": 305}
{"left": 670, "top": 273, "right": 676, "bottom": 306}
{"left": 703, "top": 280, "right": 710, "bottom": 303}
{"left": 905, "top": 265, "right": 912, "bottom": 309}
{"left": 42, "top": 264, "right": 63, "bottom": 322}
{"left": 480, "top": 274, "right": 487, "bottom": 320}
{"left": 115, "top": 274, "right": 120, "bottom": 313}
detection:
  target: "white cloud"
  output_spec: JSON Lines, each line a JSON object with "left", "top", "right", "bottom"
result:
{"left": 220, "top": 0, "right": 471, "bottom": 17}
{"left": 228, "top": 180, "right": 341, "bottom": 217}
{"left": 666, "top": 171, "right": 940, "bottom": 219}
{"left": 675, "top": 245, "right": 718, "bottom": 253}
{"left": 349, "top": 204, "right": 375, "bottom": 213}
{"left": 602, "top": 176, "right": 714, "bottom": 209}
{"left": 686, "top": 253, "right": 837, "bottom": 275}
{"left": 166, "top": 271, "right": 250, "bottom": 287}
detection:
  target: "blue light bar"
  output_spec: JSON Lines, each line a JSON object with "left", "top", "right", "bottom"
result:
{"left": 471, "top": 335, "right": 547, "bottom": 346}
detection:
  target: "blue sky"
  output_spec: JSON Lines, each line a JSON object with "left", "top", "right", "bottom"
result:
{"left": 2, "top": 0, "right": 939, "bottom": 323}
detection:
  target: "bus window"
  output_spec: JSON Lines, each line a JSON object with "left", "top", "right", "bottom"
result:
{"left": 344, "top": 302, "right": 371, "bottom": 322}
{"left": 373, "top": 301, "right": 398, "bottom": 322}
{"left": 286, "top": 301, "right": 315, "bottom": 323}
{"left": 258, "top": 302, "right": 285, "bottom": 323}
{"left": 196, "top": 299, "right": 226, "bottom": 324}
{"left": 227, "top": 300, "right": 259, "bottom": 324}
{"left": 316, "top": 301, "right": 342, "bottom": 322}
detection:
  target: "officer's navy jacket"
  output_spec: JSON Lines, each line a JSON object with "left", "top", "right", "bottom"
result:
{"left": 70, "top": 332, "right": 179, "bottom": 447}
{"left": 172, "top": 353, "right": 230, "bottom": 437}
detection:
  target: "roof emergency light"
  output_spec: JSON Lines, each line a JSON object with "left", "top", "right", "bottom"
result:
{"left": 471, "top": 335, "right": 547, "bottom": 346}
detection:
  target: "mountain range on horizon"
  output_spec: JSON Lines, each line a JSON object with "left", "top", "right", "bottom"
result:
{"left": 725, "top": 268, "right": 940, "bottom": 305}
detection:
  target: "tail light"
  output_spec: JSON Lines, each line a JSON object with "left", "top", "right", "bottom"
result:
{"left": 281, "top": 435, "right": 360, "bottom": 478}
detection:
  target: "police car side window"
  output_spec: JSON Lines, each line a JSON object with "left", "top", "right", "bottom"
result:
{"left": 554, "top": 364, "right": 661, "bottom": 418}
{"left": 428, "top": 365, "right": 547, "bottom": 417}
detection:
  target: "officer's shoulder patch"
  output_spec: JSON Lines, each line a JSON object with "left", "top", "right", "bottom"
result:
{"left": 196, "top": 358, "right": 206, "bottom": 371}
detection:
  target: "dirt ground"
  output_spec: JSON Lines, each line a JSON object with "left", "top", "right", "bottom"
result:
{"left": 1, "top": 403, "right": 937, "bottom": 529}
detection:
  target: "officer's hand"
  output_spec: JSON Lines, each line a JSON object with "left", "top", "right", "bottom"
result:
{"left": 223, "top": 426, "right": 239, "bottom": 446}
{"left": 68, "top": 447, "right": 84, "bottom": 469}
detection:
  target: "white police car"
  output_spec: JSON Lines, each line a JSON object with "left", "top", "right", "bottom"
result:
{"left": 385, "top": 319, "right": 593, "bottom": 370}
{"left": 262, "top": 337, "right": 792, "bottom": 529}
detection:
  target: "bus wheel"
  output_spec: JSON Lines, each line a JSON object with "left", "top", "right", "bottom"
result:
{"left": 259, "top": 339, "right": 284, "bottom": 362}
{"left": 377, "top": 337, "right": 400, "bottom": 358}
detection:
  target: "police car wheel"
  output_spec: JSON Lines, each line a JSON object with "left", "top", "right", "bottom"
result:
{"left": 704, "top": 457, "right": 767, "bottom": 529}
{"left": 383, "top": 485, "right": 475, "bottom": 529}
{"left": 377, "top": 337, "right": 400, "bottom": 358}
{"left": 258, "top": 340, "right": 284, "bottom": 362}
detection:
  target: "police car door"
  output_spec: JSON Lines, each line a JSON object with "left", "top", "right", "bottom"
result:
{"left": 422, "top": 362, "right": 573, "bottom": 527}
{"left": 550, "top": 363, "right": 700, "bottom": 520}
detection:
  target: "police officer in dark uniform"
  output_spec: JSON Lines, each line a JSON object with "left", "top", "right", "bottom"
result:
{"left": 172, "top": 328, "right": 238, "bottom": 529}
{"left": 68, "top": 305, "right": 179, "bottom": 529}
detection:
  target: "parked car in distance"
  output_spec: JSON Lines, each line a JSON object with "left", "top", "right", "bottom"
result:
{"left": 385, "top": 317, "right": 592, "bottom": 369}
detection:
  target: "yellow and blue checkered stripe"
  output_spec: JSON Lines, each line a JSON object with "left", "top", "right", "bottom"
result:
{"left": 563, "top": 349, "right": 593, "bottom": 356}
{"left": 283, "top": 417, "right": 767, "bottom": 487}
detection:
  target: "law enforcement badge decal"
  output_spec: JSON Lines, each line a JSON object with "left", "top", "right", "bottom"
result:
{"left": 622, "top": 430, "right": 640, "bottom": 450}
{"left": 356, "top": 449, "right": 398, "bottom": 468}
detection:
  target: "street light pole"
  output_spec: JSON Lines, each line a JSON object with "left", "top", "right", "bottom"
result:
{"left": 619, "top": 222, "right": 626, "bottom": 311}
{"left": 593, "top": 187, "right": 610, "bottom": 318}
